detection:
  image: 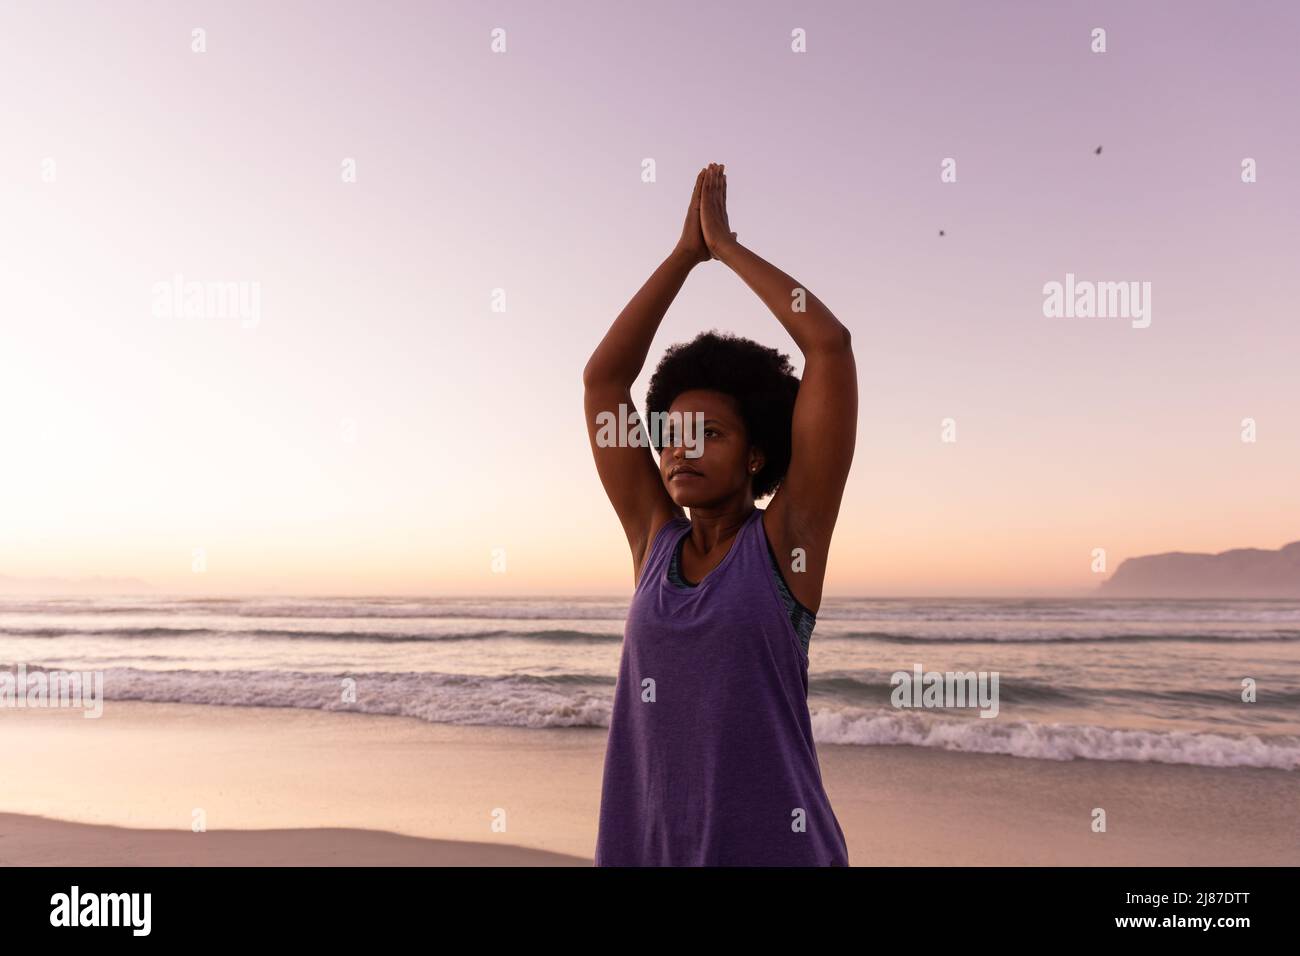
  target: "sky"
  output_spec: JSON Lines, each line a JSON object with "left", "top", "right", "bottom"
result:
{"left": 0, "top": 0, "right": 1296, "bottom": 597}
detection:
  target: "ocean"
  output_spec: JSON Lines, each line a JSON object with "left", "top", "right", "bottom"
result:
{"left": 3, "top": 595, "right": 1297, "bottom": 771}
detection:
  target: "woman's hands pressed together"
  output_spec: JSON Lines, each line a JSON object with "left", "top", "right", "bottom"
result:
{"left": 674, "top": 167, "right": 712, "bottom": 265}
{"left": 676, "top": 163, "right": 738, "bottom": 264}
{"left": 698, "top": 162, "right": 738, "bottom": 260}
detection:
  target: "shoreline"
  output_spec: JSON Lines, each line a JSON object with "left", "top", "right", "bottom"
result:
{"left": 1, "top": 700, "right": 1295, "bottom": 866}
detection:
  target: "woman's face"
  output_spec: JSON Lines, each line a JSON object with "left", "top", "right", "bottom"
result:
{"left": 657, "top": 389, "right": 763, "bottom": 508}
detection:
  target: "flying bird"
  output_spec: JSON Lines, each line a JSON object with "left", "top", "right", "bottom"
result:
{"left": 1095, "top": 146, "right": 1103, "bottom": 155}
{"left": 939, "top": 230, "right": 945, "bottom": 237}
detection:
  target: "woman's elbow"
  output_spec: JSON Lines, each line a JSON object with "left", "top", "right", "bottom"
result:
{"left": 582, "top": 351, "right": 611, "bottom": 388}
{"left": 809, "top": 323, "right": 852, "bottom": 355}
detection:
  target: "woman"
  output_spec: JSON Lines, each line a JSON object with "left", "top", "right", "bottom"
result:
{"left": 583, "top": 163, "right": 857, "bottom": 865}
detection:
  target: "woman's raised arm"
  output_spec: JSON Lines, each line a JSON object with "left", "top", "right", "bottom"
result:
{"left": 582, "top": 168, "right": 711, "bottom": 579}
{"left": 700, "top": 164, "right": 857, "bottom": 609}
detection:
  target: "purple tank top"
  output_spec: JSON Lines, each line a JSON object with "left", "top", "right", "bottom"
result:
{"left": 594, "top": 506, "right": 850, "bottom": 866}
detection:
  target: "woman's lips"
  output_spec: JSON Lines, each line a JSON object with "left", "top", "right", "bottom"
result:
{"left": 670, "top": 470, "right": 702, "bottom": 480}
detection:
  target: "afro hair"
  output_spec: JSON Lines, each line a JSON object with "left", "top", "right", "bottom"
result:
{"left": 644, "top": 329, "right": 799, "bottom": 500}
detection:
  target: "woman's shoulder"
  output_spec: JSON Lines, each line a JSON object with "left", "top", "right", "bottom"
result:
{"left": 650, "top": 504, "right": 690, "bottom": 536}
{"left": 633, "top": 506, "right": 689, "bottom": 586}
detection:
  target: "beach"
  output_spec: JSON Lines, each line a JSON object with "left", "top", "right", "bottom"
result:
{"left": 2, "top": 700, "right": 1295, "bottom": 866}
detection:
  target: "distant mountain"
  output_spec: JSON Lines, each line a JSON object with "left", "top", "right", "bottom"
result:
{"left": 1100, "top": 542, "right": 1300, "bottom": 598}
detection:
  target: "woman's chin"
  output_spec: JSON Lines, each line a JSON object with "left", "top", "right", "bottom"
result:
{"left": 668, "top": 489, "right": 716, "bottom": 509}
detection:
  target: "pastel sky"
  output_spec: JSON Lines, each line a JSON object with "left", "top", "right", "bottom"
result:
{"left": 1, "top": 1, "right": 1296, "bottom": 597}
